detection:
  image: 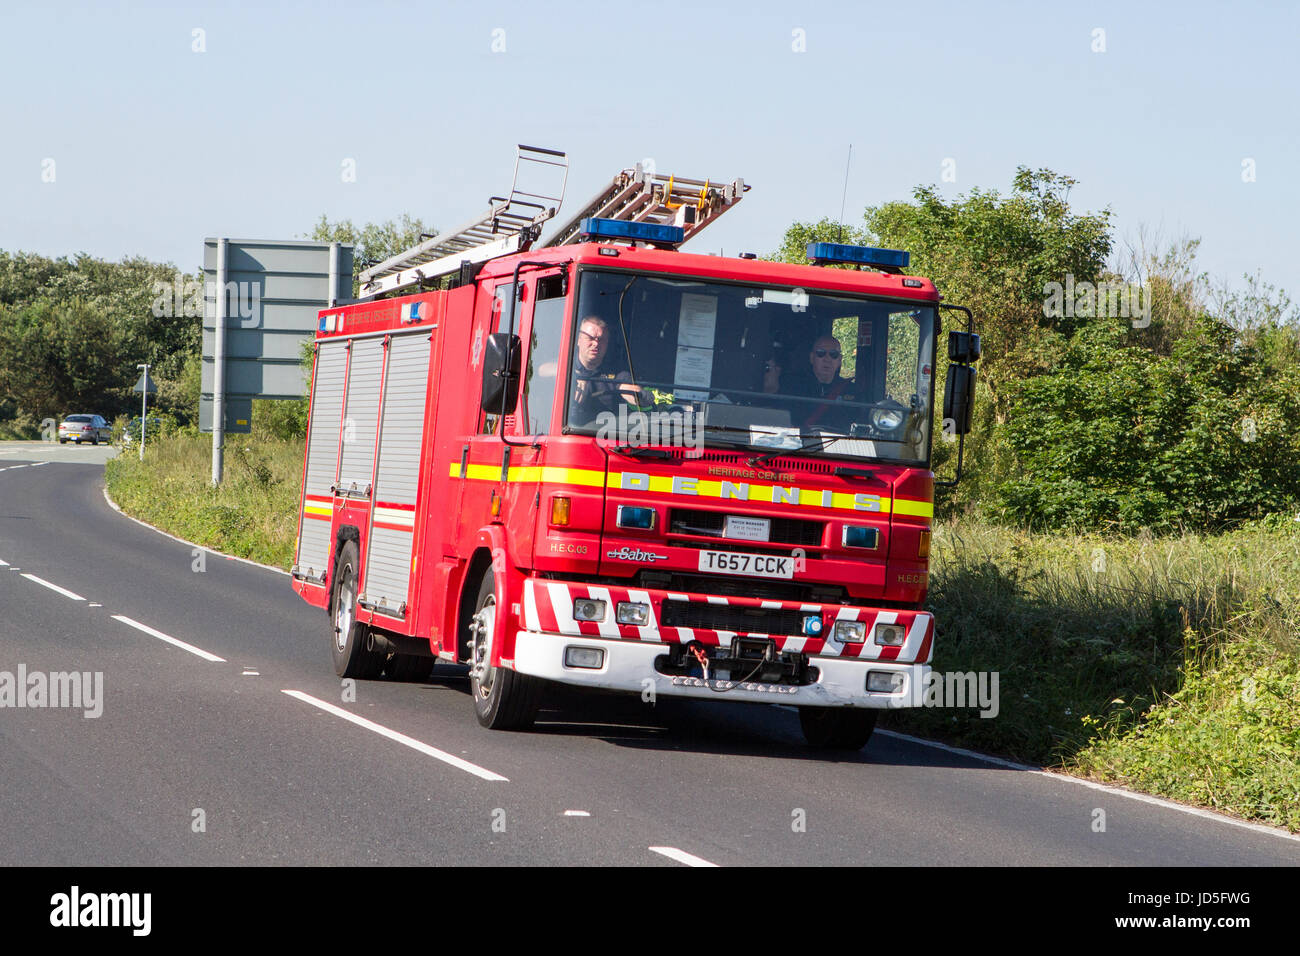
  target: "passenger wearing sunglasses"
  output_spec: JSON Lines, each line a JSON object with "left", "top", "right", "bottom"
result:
{"left": 763, "top": 334, "right": 857, "bottom": 430}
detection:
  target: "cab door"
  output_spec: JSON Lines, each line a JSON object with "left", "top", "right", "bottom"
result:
{"left": 504, "top": 269, "right": 569, "bottom": 565}
{"left": 452, "top": 279, "right": 515, "bottom": 549}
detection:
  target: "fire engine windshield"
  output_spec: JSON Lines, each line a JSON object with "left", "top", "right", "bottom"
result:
{"left": 564, "top": 270, "right": 937, "bottom": 465}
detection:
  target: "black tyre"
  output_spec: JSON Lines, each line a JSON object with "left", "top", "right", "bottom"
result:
{"left": 385, "top": 653, "right": 435, "bottom": 682}
{"left": 329, "top": 541, "right": 384, "bottom": 679}
{"left": 466, "top": 569, "right": 541, "bottom": 729}
{"left": 798, "top": 707, "right": 877, "bottom": 750}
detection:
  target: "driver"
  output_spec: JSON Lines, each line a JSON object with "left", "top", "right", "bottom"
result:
{"left": 763, "top": 333, "right": 858, "bottom": 431}
{"left": 570, "top": 315, "right": 644, "bottom": 425}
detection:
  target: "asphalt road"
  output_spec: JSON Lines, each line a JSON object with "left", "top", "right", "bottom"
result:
{"left": 1, "top": 451, "right": 1297, "bottom": 866}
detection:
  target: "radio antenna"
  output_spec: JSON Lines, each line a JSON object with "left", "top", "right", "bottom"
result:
{"left": 838, "top": 144, "right": 852, "bottom": 242}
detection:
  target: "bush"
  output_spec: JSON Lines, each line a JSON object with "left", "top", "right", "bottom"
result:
{"left": 996, "top": 315, "right": 1300, "bottom": 532}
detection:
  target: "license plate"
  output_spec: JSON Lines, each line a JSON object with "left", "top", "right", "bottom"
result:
{"left": 724, "top": 515, "right": 770, "bottom": 542}
{"left": 698, "top": 550, "right": 794, "bottom": 579}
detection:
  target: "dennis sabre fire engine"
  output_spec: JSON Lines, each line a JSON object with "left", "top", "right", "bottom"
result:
{"left": 292, "top": 146, "right": 979, "bottom": 749}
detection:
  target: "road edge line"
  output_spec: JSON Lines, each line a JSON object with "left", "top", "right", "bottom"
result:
{"left": 101, "top": 484, "right": 289, "bottom": 577}
{"left": 873, "top": 728, "right": 1300, "bottom": 844}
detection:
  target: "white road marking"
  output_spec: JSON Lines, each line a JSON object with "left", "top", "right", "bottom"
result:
{"left": 30, "top": 462, "right": 49, "bottom": 467}
{"left": 111, "top": 614, "right": 227, "bottom": 663}
{"left": 563, "top": 810, "right": 591, "bottom": 817}
{"left": 20, "top": 573, "right": 85, "bottom": 601}
{"left": 242, "top": 670, "right": 260, "bottom": 676}
{"left": 0, "top": 558, "right": 8, "bottom": 566}
{"left": 872, "top": 728, "right": 1300, "bottom": 844}
{"left": 649, "top": 846, "right": 719, "bottom": 867}
{"left": 101, "top": 486, "right": 288, "bottom": 577}
{"left": 88, "top": 603, "right": 102, "bottom": 608}
{"left": 281, "top": 690, "right": 509, "bottom": 782}
{"left": 8, "top": 464, "right": 27, "bottom": 469}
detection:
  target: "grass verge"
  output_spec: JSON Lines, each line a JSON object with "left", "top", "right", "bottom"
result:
{"left": 104, "top": 429, "right": 303, "bottom": 569}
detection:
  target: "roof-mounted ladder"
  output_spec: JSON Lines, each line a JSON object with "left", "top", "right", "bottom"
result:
{"left": 357, "top": 145, "right": 568, "bottom": 298}
{"left": 541, "top": 164, "right": 746, "bottom": 248}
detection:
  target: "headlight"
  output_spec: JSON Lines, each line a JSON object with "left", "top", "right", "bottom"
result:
{"left": 572, "top": 599, "right": 606, "bottom": 622}
{"left": 833, "top": 620, "right": 866, "bottom": 643}
{"left": 616, "top": 601, "right": 650, "bottom": 625}
{"left": 871, "top": 405, "right": 906, "bottom": 432}
{"left": 874, "top": 623, "right": 906, "bottom": 646}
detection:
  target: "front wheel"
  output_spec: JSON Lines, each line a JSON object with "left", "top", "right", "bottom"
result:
{"left": 329, "top": 541, "right": 384, "bottom": 679}
{"left": 466, "top": 569, "right": 541, "bottom": 730}
{"left": 799, "top": 707, "right": 877, "bottom": 750}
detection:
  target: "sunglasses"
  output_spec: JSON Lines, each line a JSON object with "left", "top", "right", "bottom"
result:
{"left": 813, "top": 348, "right": 841, "bottom": 359}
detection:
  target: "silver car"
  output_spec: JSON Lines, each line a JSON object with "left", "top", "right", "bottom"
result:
{"left": 58, "top": 414, "right": 111, "bottom": 444}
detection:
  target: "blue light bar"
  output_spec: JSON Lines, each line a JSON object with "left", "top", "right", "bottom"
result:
{"left": 580, "top": 217, "right": 685, "bottom": 246}
{"left": 806, "top": 242, "right": 910, "bottom": 272}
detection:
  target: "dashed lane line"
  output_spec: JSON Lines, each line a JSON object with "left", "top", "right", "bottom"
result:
{"left": 111, "top": 614, "right": 227, "bottom": 663}
{"left": 649, "top": 846, "right": 719, "bottom": 867}
{"left": 282, "top": 690, "right": 509, "bottom": 782}
{"left": 20, "top": 573, "right": 86, "bottom": 601}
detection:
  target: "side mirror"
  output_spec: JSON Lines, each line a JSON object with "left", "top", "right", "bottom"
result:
{"left": 943, "top": 364, "right": 976, "bottom": 435}
{"left": 481, "top": 332, "right": 522, "bottom": 415}
{"left": 948, "top": 330, "right": 981, "bottom": 364}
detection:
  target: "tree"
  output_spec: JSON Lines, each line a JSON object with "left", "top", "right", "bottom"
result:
{"left": 307, "top": 215, "right": 436, "bottom": 298}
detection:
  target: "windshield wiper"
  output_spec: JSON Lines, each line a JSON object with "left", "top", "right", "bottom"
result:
{"left": 611, "top": 444, "right": 672, "bottom": 460}
{"left": 747, "top": 433, "right": 849, "bottom": 468}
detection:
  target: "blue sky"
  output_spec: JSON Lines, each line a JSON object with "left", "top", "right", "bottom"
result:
{"left": 3, "top": 0, "right": 1297, "bottom": 300}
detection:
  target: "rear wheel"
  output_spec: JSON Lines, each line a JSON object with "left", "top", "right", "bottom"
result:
{"left": 799, "top": 707, "right": 877, "bottom": 750}
{"left": 467, "top": 569, "right": 541, "bottom": 729}
{"left": 329, "top": 541, "right": 384, "bottom": 679}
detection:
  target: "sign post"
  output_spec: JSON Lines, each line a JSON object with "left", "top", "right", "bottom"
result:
{"left": 132, "top": 364, "right": 157, "bottom": 461}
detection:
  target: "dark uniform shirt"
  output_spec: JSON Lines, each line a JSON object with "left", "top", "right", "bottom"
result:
{"left": 783, "top": 370, "right": 859, "bottom": 432}
{"left": 570, "top": 363, "right": 634, "bottom": 426}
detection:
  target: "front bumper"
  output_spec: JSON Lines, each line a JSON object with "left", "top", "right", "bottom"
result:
{"left": 513, "top": 631, "right": 928, "bottom": 707}
{"left": 509, "top": 578, "right": 934, "bottom": 708}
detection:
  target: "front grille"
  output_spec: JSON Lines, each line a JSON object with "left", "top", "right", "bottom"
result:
{"left": 660, "top": 601, "right": 809, "bottom": 637}
{"left": 633, "top": 570, "right": 846, "bottom": 604}
{"left": 668, "top": 508, "right": 824, "bottom": 547}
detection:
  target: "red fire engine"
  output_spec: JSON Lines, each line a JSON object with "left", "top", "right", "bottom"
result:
{"left": 291, "top": 147, "right": 979, "bottom": 749}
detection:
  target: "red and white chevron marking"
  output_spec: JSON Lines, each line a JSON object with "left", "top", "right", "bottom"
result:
{"left": 520, "top": 580, "right": 934, "bottom": 664}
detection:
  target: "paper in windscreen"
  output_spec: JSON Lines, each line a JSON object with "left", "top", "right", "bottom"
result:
{"left": 674, "top": 294, "right": 718, "bottom": 399}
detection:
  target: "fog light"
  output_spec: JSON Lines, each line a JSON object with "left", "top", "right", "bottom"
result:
{"left": 867, "top": 670, "right": 905, "bottom": 693}
{"left": 801, "top": 615, "right": 824, "bottom": 637}
{"left": 874, "top": 623, "right": 906, "bottom": 646}
{"left": 564, "top": 646, "right": 605, "bottom": 669}
{"left": 833, "top": 620, "right": 866, "bottom": 643}
{"left": 616, "top": 601, "right": 650, "bottom": 625}
{"left": 572, "top": 598, "right": 606, "bottom": 622}
{"left": 550, "top": 496, "right": 571, "bottom": 526}
{"left": 842, "top": 525, "right": 880, "bottom": 549}
{"left": 616, "top": 505, "right": 655, "bottom": 530}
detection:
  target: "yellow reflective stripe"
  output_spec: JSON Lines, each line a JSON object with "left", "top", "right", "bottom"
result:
{"left": 447, "top": 461, "right": 933, "bottom": 517}
{"left": 450, "top": 463, "right": 605, "bottom": 486}
{"left": 303, "top": 503, "right": 332, "bottom": 516}
{"left": 892, "top": 498, "right": 934, "bottom": 518}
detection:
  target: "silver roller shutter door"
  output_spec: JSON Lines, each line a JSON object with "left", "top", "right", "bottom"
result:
{"left": 362, "top": 332, "right": 432, "bottom": 615}
{"left": 337, "top": 337, "right": 385, "bottom": 495}
{"left": 295, "top": 341, "right": 348, "bottom": 580}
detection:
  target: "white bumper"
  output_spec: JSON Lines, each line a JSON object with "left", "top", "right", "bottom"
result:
{"left": 512, "top": 631, "right": 929, "bottom": 709}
